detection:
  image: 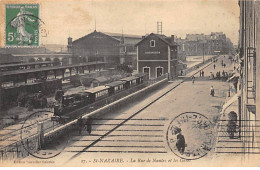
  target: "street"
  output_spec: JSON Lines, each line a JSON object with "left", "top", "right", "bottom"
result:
{"left": 19, "top": 55, "right": 246, "bottom": 166}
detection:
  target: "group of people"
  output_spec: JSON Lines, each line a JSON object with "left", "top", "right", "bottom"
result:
{"left": 214, "top": 70, "right": 229, "bottom": 81}
{"left": 213, "top": 59, "right": 227, "bottom": 70}
{"left": 77, "top": 116, "right": 93, "bottom": 135}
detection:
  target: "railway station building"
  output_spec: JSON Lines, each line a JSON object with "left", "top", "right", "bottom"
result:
{"left": 135, "top": 33, "right": 178, "bottom": 79}
{"left": 68, "top": 30, "right": 142, "bottom": 68}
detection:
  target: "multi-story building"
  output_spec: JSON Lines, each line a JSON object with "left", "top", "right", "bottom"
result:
{"left": 136, "top": 33, "right": 178, "bottom": 79}
{"left": 68, "top": 30, "right": 142, "bottom": 68}
{"left": 237, "top": 0, "right": 259, "bottom": 156}
{"left": 183, "top": 32, "right": 234, "bottom": 56}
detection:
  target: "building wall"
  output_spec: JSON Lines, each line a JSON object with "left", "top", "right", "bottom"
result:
{"left": 138, "top": 35, "right": 169, "bottom": 61}
{"left": 256, "top": 2, "right": 260, "bottom": 146}
{"left": 70, "top": 31, "right": 141, "bottom": 68}
{"left": 238, "top": 0, "right": 259, "bottom": 154}
{"left": 138, "top": 61, "right": 168, "bottom": 78}
{"left": 71, "top": 32, "right": 120, "bottom": 67}
{"left": 183, "top": 33, "right": 233, "bottom": 56}
{"left": 119, "top": 44, "right": 138, "bottom": 68}
{"left": 137, "top": 34, "right": 177, "bottom": 78}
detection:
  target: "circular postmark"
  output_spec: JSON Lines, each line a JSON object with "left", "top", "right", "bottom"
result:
{"left": 166, "top": 112, "right": 215, "bottom": 160}
{"left": 20, "top": 111, "right": 68, "bottom": 159}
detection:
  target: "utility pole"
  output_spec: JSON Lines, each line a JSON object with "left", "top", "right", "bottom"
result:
{"left": 203, "top": 43, "right": 205, "bottom": 63}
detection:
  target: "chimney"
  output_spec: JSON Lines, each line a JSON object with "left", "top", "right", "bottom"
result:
{"left": 67, "top": 37, "right": 73, "bottom": 53}
{"left": 171, "top": 35, "right": 175, "bottom": 44}
{"left": 68, "top": 37, "right": 72, "bottom": 45}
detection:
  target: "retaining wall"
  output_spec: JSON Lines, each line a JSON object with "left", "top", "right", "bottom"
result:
{"left": 0, "top": 75, "right": 168, "bottom": 161}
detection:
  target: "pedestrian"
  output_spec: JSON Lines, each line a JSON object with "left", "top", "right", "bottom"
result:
{"left": 223, "top": 63, "right": 226, "bottom": 68}
{"left": 227, "top": 111, "right": 237, "bottom": 139}
{"left": 210, "top": 86, "right": 215, "bottom": 97}
{"left": 210, "top": 72, "right": 214, "bottom": 80}
{"left": 180, "top": 70, "right": 183, "bottom": 76}
{"left": 77, "top": 116, "right": 84, "bottom": 135}
{"left": 222, "top": 70, "right": 225, "bottom": 78}
{"left": 213, "top": 64, "right": 216, "bottom": 70}
{"left": 191, "top": 76, "right": 195, "bottom": 84}
{"left": 234, "top": 66, "right": 236, "bottom": 70}
{"left": 202, "top": 70, "right": 204, "bottom": 77}
{"left": 176, "top": 130, "right": 186, "bottom": 154}
{"left": 86, "top": 116, "right": 93, "bottom": 135}
{"left": 199, "top": 70, "right": 202, "bottom": 77}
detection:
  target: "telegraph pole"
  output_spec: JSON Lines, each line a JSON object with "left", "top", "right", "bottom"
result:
{"left": 203, "top": 43, "right": 205, "bottom": 63}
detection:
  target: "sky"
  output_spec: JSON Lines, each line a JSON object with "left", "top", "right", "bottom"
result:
{"left": 0, "top": 0, "right": 240, "bottom": 46}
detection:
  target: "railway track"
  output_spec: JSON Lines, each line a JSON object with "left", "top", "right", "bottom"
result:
{"left": 68, "top": 59, "right": 215, "bottom": 161}
{"left": 0, "top": 57, "right": 216, "bottom": 159}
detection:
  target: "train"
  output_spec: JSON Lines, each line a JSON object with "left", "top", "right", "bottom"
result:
{"left": 53, "top": 73, "right": 148, "bottom": 117}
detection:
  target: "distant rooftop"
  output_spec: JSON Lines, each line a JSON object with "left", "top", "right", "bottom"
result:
{"left": 84, "top": 85, "right": 109, "bottom": 93}
{"left": 103, "top": 32, "right": 142, "bottom": 39}
{"left": 136, "top": 33, "right": 178, "bottom": 46}
{"left": 73, "top": 30, "right": 142, "bottom": 44}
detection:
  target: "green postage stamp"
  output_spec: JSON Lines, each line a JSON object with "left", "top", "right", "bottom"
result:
{"left": 5, "top": 4, "right": 39, "bottom": 46}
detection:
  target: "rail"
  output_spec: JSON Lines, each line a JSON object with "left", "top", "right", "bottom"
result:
{"left": 45, "top": 74, "right": 167, "bottom": 137}
{"left": 0, "top": 74, "right": 167, "bottom": 160}
{"left": 68, "top": 59, "right": 215, "bottom": 160}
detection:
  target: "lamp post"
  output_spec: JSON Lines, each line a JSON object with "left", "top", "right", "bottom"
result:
{"left": 203, "top": 42, "right": 205, "bottom": 64}
{"left": 228, "top": 82, "right": 231, "bottom": 97}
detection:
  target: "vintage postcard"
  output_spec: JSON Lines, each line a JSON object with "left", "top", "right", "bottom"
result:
{"left": 0, "top": 0, "right": 259, "bottom": 167}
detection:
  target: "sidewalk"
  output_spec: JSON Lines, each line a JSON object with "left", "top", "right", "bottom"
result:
{"left": 213, "top": 56, "right": 259, "bottom": 155}
{"left": 215, "top": 91, "right": 243, "bottom": 153}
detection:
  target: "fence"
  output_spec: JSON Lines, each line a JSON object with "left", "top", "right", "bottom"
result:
{"left": 0, "top": 130, "right": 40, "bottom": 162}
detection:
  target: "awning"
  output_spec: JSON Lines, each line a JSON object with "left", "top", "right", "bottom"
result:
{"left": 221, "top": 92, "right": 241, "bottom": 114}
{"left": 227, "top": 73, "right": 239, "bottom": 82}
{"left": 227, "top": 69, "right": 240, "bottom": 82}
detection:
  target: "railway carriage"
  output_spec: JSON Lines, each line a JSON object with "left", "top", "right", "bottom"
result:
{"left": 84, "top": 86, "right": 110, "bottom": 103}
{"left": 134, "top": 73, "right": 148, "bottom": 84}
{"left": 120, "top": 76, "right": 138, "bottom": 89}
{"left": 105, "top": 81, "right": 125, "bottom": 95}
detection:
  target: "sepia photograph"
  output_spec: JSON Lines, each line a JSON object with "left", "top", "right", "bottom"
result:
{"left": 0, "top": 0, "right": 259, "bottom": 167}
